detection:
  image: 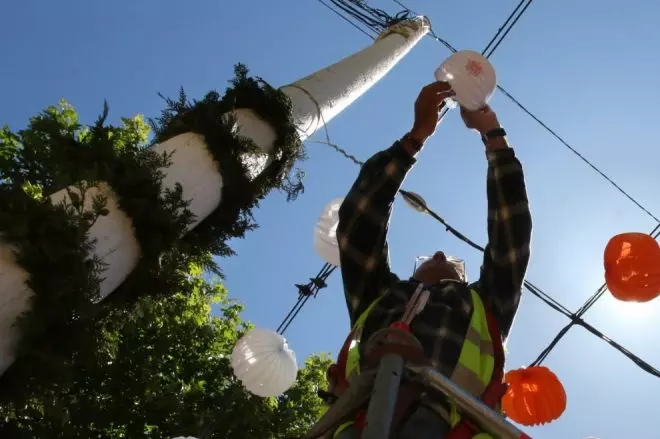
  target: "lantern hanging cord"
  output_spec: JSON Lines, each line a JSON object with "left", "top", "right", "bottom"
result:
{"left": 297, "top": 185, "right": 660, "bottom": 377}
{"left": 480, "top": 0, "right": 534, "bottom": 58}
{"left": 326, "top": 0, "right": 411, "bottom": 34}
{"left": 322, "top": 0, "right": 660, "bottom": 224}
{"left": 397, "top": 0, "right": 659, "bottom": 223}
{"left": 403, "top": 191, "right": 660, "bottom": 378}
{"left": 290, "top": 69, "right": 366, "bottom": 167}
{"left": 311, "top": 0, "right": 660, "bottom": 377}
{"left": 276, "top": 263, "right": 336, "bottom": 335}
{"left": 531, "top": 224, "right": 660, "bottom": 369}
{"left": 310, "top": 133, "right": 660, "bottom": 377}
{"left": 314, "top": 0, "right": 379, "bottom": 39}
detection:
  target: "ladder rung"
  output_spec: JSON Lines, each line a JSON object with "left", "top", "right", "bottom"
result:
{"left": 406, "top": 365, "right": 531, "bottom": 439}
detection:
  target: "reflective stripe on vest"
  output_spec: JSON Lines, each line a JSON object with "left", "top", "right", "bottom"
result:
{"left": 333, "top": 421, "right": 354, "bottom": 438}
{"left": 346, "top": 289, "right": 494, "bottom": 390}
{"left": 449, "top": 289, "right": 494, "bottom": 397}
{"left": 449, "top": 289, "right": 496, "bottom": 439}
{"left": 345, "top": 295, "right": 385, "bottom": 379}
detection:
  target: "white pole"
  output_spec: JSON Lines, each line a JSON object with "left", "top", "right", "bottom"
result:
{"left": 0, "top": 17, "right": 430, "bottom": 374}
{"left": 281, "top": 16, "right": 430, "bottom": 140}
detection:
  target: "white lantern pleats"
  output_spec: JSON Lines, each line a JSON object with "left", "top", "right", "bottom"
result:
{"left": 435, "top": 50, "right": 497, "bottom": 111}
{"left": 314, "top": 198, "right": 344, "bottom": 267}
{"left": 231, "top": 328, "right": 298, "bottom": 397}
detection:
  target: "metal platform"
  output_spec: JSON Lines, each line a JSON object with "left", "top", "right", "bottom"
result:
{"left": 307, "top": 353, "right": 531, "bottom": 439}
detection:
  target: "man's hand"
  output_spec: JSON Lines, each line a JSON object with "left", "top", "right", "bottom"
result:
{"left": 409, "top": 81, "right": 454, "bottom": 145}
{"left": 460, "top": 105, "right": 509, "bottom": 150}
{"left": 460, "top": 105, "right": 501, "bottom": 135}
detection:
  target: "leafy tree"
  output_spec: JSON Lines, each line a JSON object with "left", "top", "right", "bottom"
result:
{"left": 0, "top": 266, "right": 331, "bottom": 438}
{"left": 0, "top": 67, "right": 305, "bottom": 398}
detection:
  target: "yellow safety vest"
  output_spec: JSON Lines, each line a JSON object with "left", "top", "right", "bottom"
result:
{"left": 333, "top": 289, "right": 496, "bottom": 439}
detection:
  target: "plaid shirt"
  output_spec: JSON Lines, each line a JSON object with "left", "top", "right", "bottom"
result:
{"left": 336, "top": 140, "right": 532, "bottom": 379}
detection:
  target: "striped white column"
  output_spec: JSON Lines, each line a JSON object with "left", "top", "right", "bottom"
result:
{"left": 0, "top": 17, "right": 430, "bottom": 374}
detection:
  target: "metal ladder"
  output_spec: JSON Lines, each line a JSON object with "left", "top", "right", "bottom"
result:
{"left": 304, "top": 342, "right": 532, "bottom": 439}
{"left": 353, "top": 353, "right": 531, "bottom": 439}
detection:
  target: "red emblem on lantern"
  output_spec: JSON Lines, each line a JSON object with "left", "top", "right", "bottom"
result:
{"left": 465, "top": 59, "right": 483, "bottom": 77}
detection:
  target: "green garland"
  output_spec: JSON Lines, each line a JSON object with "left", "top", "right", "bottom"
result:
{"left": 0, "top": 64, "right": 305, "bottom": 401}
{"left": 149, "top": 64, "right": 306, "bottom": 276}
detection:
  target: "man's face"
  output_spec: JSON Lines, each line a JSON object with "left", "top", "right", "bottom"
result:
{"left": 413, "top": 252, "right": 463, "bottom": 284}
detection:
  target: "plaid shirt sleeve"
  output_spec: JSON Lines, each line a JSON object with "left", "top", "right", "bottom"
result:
{"left": 478, "top": 147, "right": 533, "bottom": 341}
{"left": 337, "top": 141, "right": 415, "bottom": 326}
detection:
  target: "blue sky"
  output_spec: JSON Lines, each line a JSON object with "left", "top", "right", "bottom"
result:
{"left": 2, "top": 0, "right": 660, "bottom": 437}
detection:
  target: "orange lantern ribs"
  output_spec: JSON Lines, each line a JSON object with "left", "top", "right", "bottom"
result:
{"left": 604, "top": 232, "right": 660, "bottom": 303}
{"left": 502, "top": 366, "right": 567, "bottom": 426}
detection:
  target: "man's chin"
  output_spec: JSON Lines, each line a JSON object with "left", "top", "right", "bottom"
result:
{"left": 437, "top": 268, "right": 462, "bottom": 282}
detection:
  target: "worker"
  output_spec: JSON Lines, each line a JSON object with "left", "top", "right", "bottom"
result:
{"left": 332, "top": 81, "right": 533, "bottom": 438}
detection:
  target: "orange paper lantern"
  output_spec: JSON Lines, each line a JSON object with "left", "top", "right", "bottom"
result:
{"left": 501, "top": 366, "right": 566, "bottom": 426}
{"left": 604, "top": 232, "right": 660, "bottom": 303}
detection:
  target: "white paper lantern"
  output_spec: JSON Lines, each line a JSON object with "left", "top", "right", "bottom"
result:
{"left": 231, "top": 328, "right": 298, "bottom": 397}
{"left": 434, "top": 50, "right": 496, "bottom": 111}
{"left": 314, "top": 198, "right": 344, "bottom": 266}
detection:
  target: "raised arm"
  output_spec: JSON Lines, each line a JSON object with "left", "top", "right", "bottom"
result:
{"left": 336, "top": 144, "right": 412, "bottom": 325}
{"left": 462, "top": 106, "right": 533, "bottom": 340}
{"left": 337, "top": 82, "right": 454, "bottom": 325}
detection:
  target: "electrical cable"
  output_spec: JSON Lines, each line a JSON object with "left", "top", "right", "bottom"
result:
{"left": 319, "top": 0, "right": 660, "bottom": 373}
{"left": 483, "top": 0, "right": 534, "bottom": 58}
{"left": 480, "top": 0, "right": 530, "bottom": 56}
{"left": 314, "top": 0, "right": 378, "bottom": 39}
{"left": 531, "top": 224, "right": 660, "bottom": 367}
{"left": 335, "top": 0, "right": 660, "bottom": 224}
{"left": 301, "top": 0, "right": 660, "bottom": 378}
{"left": 408, "top": 192, "right": 660, "bottom": 377}
{"left": 328, "top": 0, "right": 409, "bottom": 33}
{"left": 277, "top": 264, "right": 336, "bottom": 335}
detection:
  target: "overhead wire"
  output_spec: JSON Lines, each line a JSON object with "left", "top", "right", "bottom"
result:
{"left": 292, "top": 0, "right": 660, "bottom": 377}
{"left": 531, "top": 223, "right": 660, "bottom": 367}
{"left": 319, "top": 0, "right": 660, "bottom": 373}
{"left": 277, "top": 263, "right": 336, "bottom": 334}
{"left": 482, "top": 0, "right": 534, "bottom": 58}
{"left": 328, "top": 0, "right": 410, "bottom": 33}
{"left": 493, "top": 85, "right": 660, "bottom": 224}
{"left": 480, "top": 0, "right": 528, "bottom": 56}
{"left": 413, "top": 192, "right": 660, "bottom": 378}
{"left": 314, "top": 0, "right": 378, "bottom": 39}
{"left": 391, "top": 0, "right": 660, "bottom": 224}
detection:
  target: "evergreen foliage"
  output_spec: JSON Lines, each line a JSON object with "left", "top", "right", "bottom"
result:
{"left": 0, "top": 64, "right": 306, "bottom": 403}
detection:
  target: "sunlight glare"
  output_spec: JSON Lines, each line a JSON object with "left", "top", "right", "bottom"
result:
{"left": 614, "top": 301, "right": 656, "bottom": 319}
{"left": 601, "top": 294, "right": 659, "bottom": 321}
